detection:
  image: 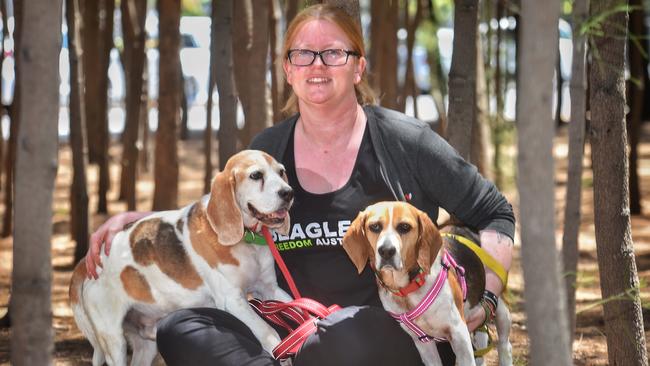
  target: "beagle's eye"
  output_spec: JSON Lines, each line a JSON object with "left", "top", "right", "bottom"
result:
{"left": 249, "top": 171, "right": 264, "bottom": 180}
{"left": 396, "top": 223, "right": 412, "bottom": 234}
{"left": 368, "top": 222, "right": 382, "bottom": 233}
{"left": 278, "top": 168, "right": 286, "bottom": 177}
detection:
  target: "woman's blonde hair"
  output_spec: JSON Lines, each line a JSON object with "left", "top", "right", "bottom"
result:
{"left": 280, "top": 4, "right": 376, "bottom": 116}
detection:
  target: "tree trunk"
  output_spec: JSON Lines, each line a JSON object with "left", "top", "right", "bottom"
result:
{"left": 398, "top": 0, "right": 424, "bottom": 113}
{"left": 153, "top": 0, "right": 180, "bottom": 210}
{"left": 2, "top": 0, "right": 23, "bottom": 238}
{"left": 204, "top": 0, "right": 218, "bottom": 193}
{"left": 215, "top": 0, "right": 238, "bottom": 171}
{"left": 239, "top": 0, "right": 270, "bottom": 146}
{"left": 269, "top": 0, "right": 284, "bottom": 122}
{"left": 283, "top": 0, "right": 299, "bottom": 105}
{"left": 561, "top": 0, "right": 589, "bottom": 345}
{"left": 368, "top": 0, "right": 386, "bottom": 93}
{"left": 446, "top": 0, "right": 478, "bottom": 160}
{"left": 626, "top": 0, "right": 644, "bottom": 215}
{"left": 96, "top": 0, "right": 114, "bottom": 214}
{"left": 119, "top": 0, "right": 147, "bottom": 210}
{"left": 589, "top": 2, "right": 648, "bottom": 364}
{"left": 82, "top": 0, "right": 101, "bottom": 164}
{"left": 0, "top": 0, "right": 8, "bottom": 174}
{"left": 472, "top": 25, "right": 492, "bottom": 180}
{"left": 232, "top": 0, "right": 252, "bottom": 135}
{"left": 517, "top": 0, "right": 573, "bottom": 364}
{"left": 11, "top": 1, "right": 61, "bottom": 364}
{"left": 139, "top": 61, "right": 150, "bottom": 173}
{"left": 426, "top": 1, "right": 448, "bottom": 134}
{"left": 67, "top": 0, "right": 90, "bottom": 264}
{"left": 376, "top": 1, "right": 399, "bottom": 109}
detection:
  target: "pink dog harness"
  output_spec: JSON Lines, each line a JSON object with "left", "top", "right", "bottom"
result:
{"left": 387, "top": 250, "right": 467, "bottom": 343}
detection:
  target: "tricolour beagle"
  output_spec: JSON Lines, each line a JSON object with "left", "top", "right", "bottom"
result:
{"left": 69, "top": 150, "right": 294, "bottom": 366}
{"left": 342, "top": 201, "right": 512, "bottom": 366}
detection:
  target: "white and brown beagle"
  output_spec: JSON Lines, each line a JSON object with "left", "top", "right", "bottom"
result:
{"left": 342, "top": 201, "right": 512, "bottom": 366}
{"left": 69, "top": 150, "right": 294, "bottom": 366}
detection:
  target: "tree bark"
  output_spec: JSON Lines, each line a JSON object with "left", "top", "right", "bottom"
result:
{"left": 119, "top": 0, "right": 147, "bottom": 210}
{"left": 626, "top": 0, "right": 644, "bottom": 215}
{"left": 215, "top": 0, "right": 238, "bottom": 171}
{"left": 398, "top": 0, "right": 424, "bottom": 113}
{"left": 472, "top": 25, "right": 492, "bottom": 180}
{"left": 82, "top": 0, "right": 101, "bottom": 164}
{"left": 269, "top": 0, "right": 284, "bottom": 122}
{"left": 11, "top": 1, "right": 61, "bottom": 364}
{"left": 376, "top": 1, "right": 399, "bottom": 109}
{"left": 589, "top": 1, "right": 648, "bottom": 364}
{"left": 204, "top": 0, "right": 218, "bottom": 193}
{"left": 67, "top": 0, "right": 90, "bottom": 264}
{"left": 2, "top": 0, "right": 23, "bottom": 238}
{"left": 323, "top": 0, "right": 360, "bottom": 25}
{"left": 562, "top": 0, "right": 589, "bottom": 344}
{"left": 153, "top": 0, "right": 181, "bottom": 210}
{"left": 517, "top": 0, "right": 573, "bottom": 364}
{"left": 96, "top": 0, "right": 114, "bottom": 214}
{"left": 446, "top": 0, "right": 478, "bottom": 160}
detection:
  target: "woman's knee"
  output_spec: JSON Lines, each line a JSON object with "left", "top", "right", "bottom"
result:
{"left": 295, "top": 306, "right": 423, "bottom": 366}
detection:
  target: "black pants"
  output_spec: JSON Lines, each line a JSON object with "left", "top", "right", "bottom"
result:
{"left": 156, "top": 306, "right": 455, "bottom": 366}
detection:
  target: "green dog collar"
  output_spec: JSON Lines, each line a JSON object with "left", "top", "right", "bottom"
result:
{"left": 244, "top": 229, "right": 267, "bottom": 246}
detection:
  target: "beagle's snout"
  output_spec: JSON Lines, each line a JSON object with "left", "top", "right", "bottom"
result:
{"left": 378, "top": 244, "right": 396, "bottom": 260}
{"left": 278, "top": 187, "right": 294, "bottom": 202}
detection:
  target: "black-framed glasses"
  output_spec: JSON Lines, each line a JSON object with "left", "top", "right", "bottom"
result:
{"left": 287, "top": 49, "right": 360, "bottom": 66}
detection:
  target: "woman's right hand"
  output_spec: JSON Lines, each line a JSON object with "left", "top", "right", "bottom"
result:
{"left": 86, "top": 211, "right": 152, "bottom": 279}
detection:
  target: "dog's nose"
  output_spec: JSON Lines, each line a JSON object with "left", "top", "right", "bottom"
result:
{"left": 278, "top": 187, "right": 294, "bottom": 202}
{"left": 378, "top": 245, "right": 396, "bottom": 260}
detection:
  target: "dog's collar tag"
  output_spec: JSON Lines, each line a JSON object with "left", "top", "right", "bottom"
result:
{"left": 243, "top": 229, "right": 267, "bottom": 245}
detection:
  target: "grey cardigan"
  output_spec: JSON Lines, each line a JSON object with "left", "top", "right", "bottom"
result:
{"left": 250, "top": 105, "right": 515, "bottom": 239}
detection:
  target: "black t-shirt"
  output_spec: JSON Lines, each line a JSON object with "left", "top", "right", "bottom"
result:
{"left": 271, "top": 123, "right": 395, "bottom": 307}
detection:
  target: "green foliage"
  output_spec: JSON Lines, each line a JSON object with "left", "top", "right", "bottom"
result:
{"left": 432, "top": 0, "right": 453, "bottom": 24}
{"left": 182, "top": 0, "right": 207, "bottom": 16}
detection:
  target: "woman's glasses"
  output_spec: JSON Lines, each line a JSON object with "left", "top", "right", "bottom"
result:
{"left": 287, "top": 49, "right": 360, "bottom": 66}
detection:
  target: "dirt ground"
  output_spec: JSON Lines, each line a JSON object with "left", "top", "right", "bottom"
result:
{"left": 0, "top": 124, "right": 649, "bottom": 365}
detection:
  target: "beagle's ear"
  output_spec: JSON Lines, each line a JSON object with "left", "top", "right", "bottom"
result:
{"left": 342, "top": 211, "right": 370, "bottom": 274}
{"left": 416, "top": 209, "right": 442, "bottom": 273}
{"left": 206, "top": 169, "right": 244, "bottom": 246}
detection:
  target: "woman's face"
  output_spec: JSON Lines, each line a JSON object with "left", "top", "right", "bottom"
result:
{"left": 283, "top": 19, "right": 366, "bottom": 109}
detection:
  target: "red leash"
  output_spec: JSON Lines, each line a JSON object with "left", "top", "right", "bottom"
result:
{"left": 261, "top": 227, "right": 302, "bottom": 299}
{"left": 253, "top": 226, "right": 342, "bottom": 360}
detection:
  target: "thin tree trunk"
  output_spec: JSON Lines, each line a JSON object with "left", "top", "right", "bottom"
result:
{"left": 204, "top": 0, "right": 218, "bottom": 194}
{"left": 67, "top": 0, "right": 90, "bottom": 264}
{"left": 269, "top": 0, "right": 284, "bottom": 122}
{"left": 517, "top": 0, "right": 573, "bottom": 364}
{"left": 119, "top": 0, "right": 147, "bottom": 210}
{"left": 232, "top": 0, "right": 252, "bottom": 134}
{"left": 369, "top": 0, "right": 386, "bottom": 94}
{"left": 239, "top": 0, "right": 271, "bottom": 145}
{"left": 626, "top": 0, "right": 644, "bottom": 215}
{"left": 82, "top": 1, "right": 101, "bottom": 164}
{"left": 139, "top": 61, "right": 150, "bottom": 173}
{"left": 2, "top": 0, "right": 22, "bottom": 238}
{"left": 96, "top": 0, "right": 114, "bottom": 214}
{"left": 562, "top": 0, "right": 589, "bottom": 345}
{"left": 215, "top": 0, "right": 238, "bottom": 170}
{"left": 446, "top": 0, "right": 479, "bottom": 159}
{"left": 472, "top": 25, "right": 492, "bottom": 180}
{"left": 11, "top": 0, "right": 61, "bottom": 363}
{"left": 283, "top": 0, "right": 299, "bottom": 104}
{"left": 378, "top": 1, "right": 399, "bottom": 109}
{"left": 589, "top": 1, "right": 648, "bottom": 364}
{"left": 0, "top": 0, "right": 8, "bottom": 174}
{"left": 153, "top": 0, "right": 180, "bottom": 210}
{"left": 427, "top": 0, "right": 448, "bottom": 134}
{"left": 398, "top": 0, "right": 424, "bottom": 113}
